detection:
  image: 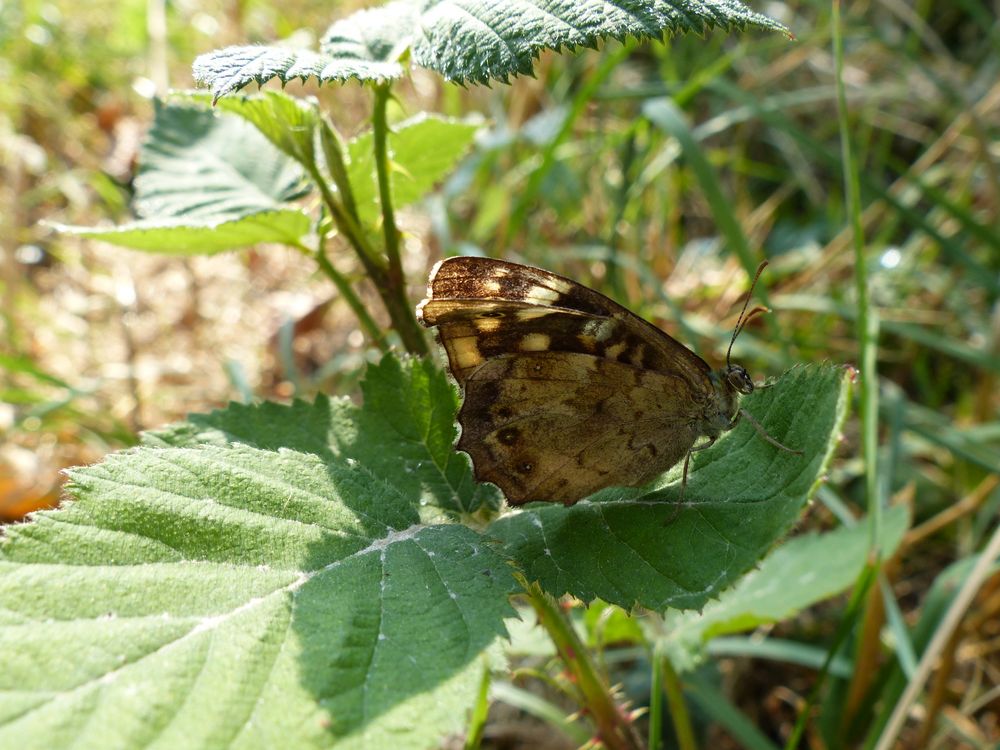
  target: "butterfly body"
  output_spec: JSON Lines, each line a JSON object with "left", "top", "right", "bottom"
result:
{"left": 417, "top": 257, "right": 758, "bottom": 506}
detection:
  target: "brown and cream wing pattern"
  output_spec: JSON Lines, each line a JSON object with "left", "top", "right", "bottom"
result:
{"left": 416, "top": 256, "right": 712, "bottom": 388}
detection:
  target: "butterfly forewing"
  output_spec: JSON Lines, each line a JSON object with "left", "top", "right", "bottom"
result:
{"left": 418, "top": 257, "right": 713, "bottom": 385}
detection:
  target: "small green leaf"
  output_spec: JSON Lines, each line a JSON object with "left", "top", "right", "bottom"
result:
{"left": 320, "top": 0, "right": 417, "bottom": 63}
{"left": 207, "top": 90, "right": 322, "bottom": 168}
{"left": 659, "top": 505, "right": 911, "bottom": 672}
{"left": 192, "top": 3, "right": 414, "bottom": 100}
{"left": 347, "top": 114, "right": 482, "bottom": 226}
{"left": 54, "top": 101, "right": 312, "bottom": 254}
{"left": 51, "top": 211, "right": 311, "bottom": 255}
{"left": 146, "top": 355, "right": 501, "bottom": 516}
{"left": 488, "top": 364, "right": 852, "bottom": 611}
{"left": 0, "top": 447, "right": 513, "bottom": 747}
{"left": 193, "top": 46, "right": 403, "bottom": 102}
{"left": 411, "top": 0, "right": 790, "bottom": 84}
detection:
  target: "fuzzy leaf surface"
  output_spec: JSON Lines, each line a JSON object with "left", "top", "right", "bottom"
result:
{"left": 193, "top": 2, "right": 415, "bottom": 99}
{"left": 488, "top": 364, "right": 852, "bottom": 611}
{"left": 0, "top": 426, "right": 513, "bottom": 747}
{"left": 411, "top": 0, "right": 789, "bottom": 84}
{"left": 192, "top": 46, "right": 403, "bottom": 102}
{"left": 146, "top": 356, "right": 501, "bottom": 516}
{"left": 194, "top": 1, "right": 787, "bottom": 96}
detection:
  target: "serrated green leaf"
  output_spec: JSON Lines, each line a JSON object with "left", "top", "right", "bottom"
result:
{"left": 173, "top": 91, "right": 366, "bottom": 225}
{"left": 0, "top": 442, "right": 514, "bottom": 749}
{"left": 135, "top": 101, "right": 308, "bottom": 220}
{"left": 411, "top": 0, "right": 789, "bottom": 84}
{"left": 199, "top": 90, "right": 322, "bottom": 168}
{"left": 659, "top": 505, "right": 911, "bottom": 672}
{"left": 146, "top": 355, "right": 501, "bottom": 516}
{"left": 347, "top": 114, "right": 482, "bottom": 226}
{"left": 487, "top": 364, "right": 852, "bottom": 612}
{"left": 193, "top": 46, "right": 403, "bottom": 102}
{"left": 320, "top": 0, "right": 417, "bottom": 62}
{"left": 54, "top": 101, "right": 312, "bottom": 254}
{"left": 51, "top": 211, "right": 311, "bottom": 255}
{"left": 194, "top": 3, "right": 413, "bottom": 100}
{"left": 193, "top": 1, "right": 787, "bottom": 97}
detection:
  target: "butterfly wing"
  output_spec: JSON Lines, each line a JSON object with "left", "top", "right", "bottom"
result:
{"left": 457, "top": 352, "right": 702, "bottom": 505}
{"left": 417, "top": 256, "right": 718, "bottom": 505}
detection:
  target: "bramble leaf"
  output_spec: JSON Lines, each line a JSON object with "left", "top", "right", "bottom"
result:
{"left": 0, "top": 361, "right": 515, "bottom": 749}
{"left": 193, "top": 0, "right": 788, "bottom": 96}
{"left": 488, "top": 364, "right": 852, "bottom": 611}
{"left": 411, "top": 0, "right": 789, "bottom": 85}
{"left": 659, "top": 504, "right": 910, "bottom": 671}
{"left": 146, "top": 355, "right": 501, "bottom": 517}
{"left": 53, "top": 101, "right": 311, "bottom": 254}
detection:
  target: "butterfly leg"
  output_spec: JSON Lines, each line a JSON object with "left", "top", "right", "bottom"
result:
{"left": 665, "top": 437, "right": 718, "bottom": 525}
{"left": 682, "top": 435, "right": 719, "bottom": 495}
{"left": 739, "top": 408, "right": 803, "bottom": 455}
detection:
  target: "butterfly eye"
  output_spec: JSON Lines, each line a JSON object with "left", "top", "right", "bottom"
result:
{"left": 727, "top": 366, "right": 754, "bottom": 395}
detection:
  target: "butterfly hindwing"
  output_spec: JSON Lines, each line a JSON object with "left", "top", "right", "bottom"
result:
{"left": 457, "top": 352, "right": 701, "bottom": 505}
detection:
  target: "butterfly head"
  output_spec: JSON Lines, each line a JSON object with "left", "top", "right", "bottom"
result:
{"left": 725, "top": 364, "right": 754, "bottom": 395}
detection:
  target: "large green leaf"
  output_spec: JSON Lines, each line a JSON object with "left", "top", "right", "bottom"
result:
{"left": 193, "top": 0, "right": 788, "bottom": 96}
{"left": 55, "top": 101, "right": 311, "bottom": 255}
{"left": 347, "top": 114, "right": 482, "bottom": 226}
{"left": 146, "top": 356, "right": 501, "bottom": 517}
{"left": 488, "top": 364, "right": 852, "bottom": 611}
{"left": 659, "top": 505, "right": 911, "bottom": 672}
{"left": 133, "top": 101, "right": 308, "bottom": 220}
{"left": 411, "top": 0, "right": 788, "bottom": 84}
{"left": 0, "top": 365, "right": 515, "bottom": 748}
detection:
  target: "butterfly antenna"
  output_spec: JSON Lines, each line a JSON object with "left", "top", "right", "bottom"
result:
{"left": 726, "top": 260, "right": 769, "bottom": 367}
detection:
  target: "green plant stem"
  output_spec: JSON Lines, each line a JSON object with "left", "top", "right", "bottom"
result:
{"left": 319, "top": 119, "right": 360, "bottom": 223}
{"left": 464, "top": 662, "right": 491, "bottom": 750}
{"left": 305, "top": 241, "right": 388, "bottom": 352}
{"left": 311, "top": 168, "right": 387, "bottom": 280}
{"left": 657, "top": 653, "right": 696, "bottom": 750}
{"left": 370, "top": 83, "right": 430, "bottom": 356}
{"left": 834, "top": 0, "right": 879, "bottom": 544}
{"left": 309, "top": 165, "right": 428, "bottom": 355}
{"left": 372, "top": 84, "right": 404, "bottom": 294}
{"left": 516, "top": 575, "right": 644, "bottom": 750}
{"left": 648, "top": 649, "right": 663, "bottom": 750}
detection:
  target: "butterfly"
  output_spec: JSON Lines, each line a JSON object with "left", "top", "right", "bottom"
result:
{"left": 416, "top": 256, "right": 797, "bottom": 506}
